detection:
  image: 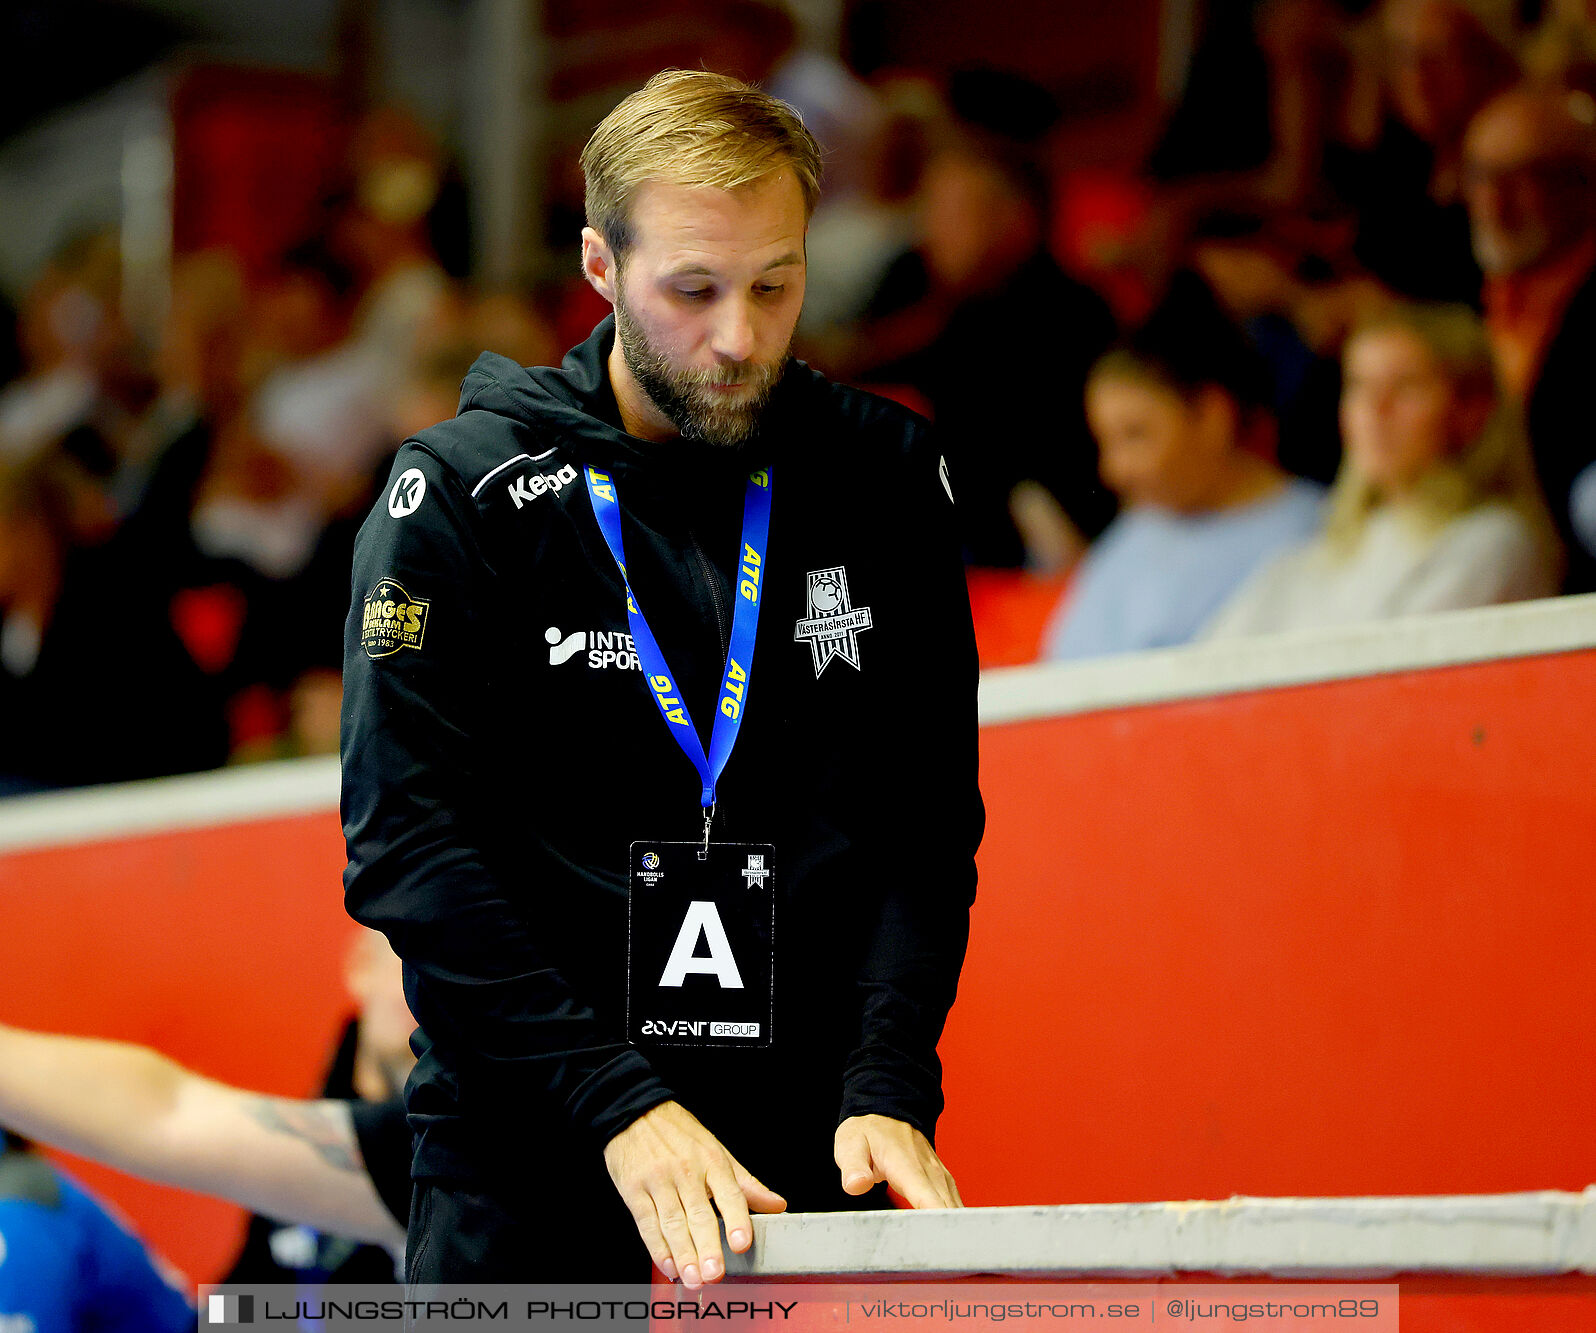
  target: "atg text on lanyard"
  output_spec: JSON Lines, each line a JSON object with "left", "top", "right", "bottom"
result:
{"left": 583, "top": 465, "right": 771, "bottom": 849}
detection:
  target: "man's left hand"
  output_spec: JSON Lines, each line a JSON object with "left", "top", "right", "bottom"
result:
{"left": 834, "top": 1114, "right": 962, "bottom": 1209}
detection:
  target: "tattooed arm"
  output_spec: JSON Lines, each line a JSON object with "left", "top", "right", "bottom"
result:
{"left": 0, "top": 1023, "right": 402, "bottom": 1247}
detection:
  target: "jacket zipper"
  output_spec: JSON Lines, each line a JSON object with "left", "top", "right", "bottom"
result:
{"left": 687, "top": 532, "right": 732, "bottom": 831}
{"left": 688, "top": 531, "right": 732, "bottom": 664}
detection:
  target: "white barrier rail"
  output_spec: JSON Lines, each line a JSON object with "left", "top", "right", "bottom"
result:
{"left": 981, "top": 592, "right": 1596, "bottom": 725}
{"left": 0, "top": 754, "right": 340, "bottom": 853}
{"left": 731, "top": 1190, "right": 1596, "bottom": 1279}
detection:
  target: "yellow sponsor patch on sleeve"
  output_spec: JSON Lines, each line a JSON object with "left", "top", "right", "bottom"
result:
{"left": 361, "top": 579, "right": 431, "bottom": 658}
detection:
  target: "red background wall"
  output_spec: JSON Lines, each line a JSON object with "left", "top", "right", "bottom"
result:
{"left": 939, "top": 649, "right": 1596, "bottom": 1204}
{"left": 2, "top": 647, "right": 1593, "bottom": 1327}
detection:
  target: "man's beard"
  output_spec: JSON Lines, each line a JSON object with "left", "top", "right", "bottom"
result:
{"left": 614, "top": 287, "right": 790, "bottom": 447}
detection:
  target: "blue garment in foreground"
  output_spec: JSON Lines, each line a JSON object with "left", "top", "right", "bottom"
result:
{"left": 1044, "top": 478, "right": 1325, "bottom": 661}
{"left": 0, "top": 1144, "right": 192, "bottom": 1333}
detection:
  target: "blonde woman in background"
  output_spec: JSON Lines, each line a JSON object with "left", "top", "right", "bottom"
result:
{"left": 1203, "top": 302, "right": 1559, "bottom": 638}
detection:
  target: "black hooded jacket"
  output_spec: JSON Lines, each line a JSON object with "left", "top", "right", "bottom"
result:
{"left": 340, "top": 318, "right": 983, "bottom": 1196}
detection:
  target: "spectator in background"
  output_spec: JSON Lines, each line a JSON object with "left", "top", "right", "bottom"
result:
{"left": 1043, "top": 281, "right": 1324, "bottom": 660}
{"left": 1323, "top": 0, "right": 1519, "bottom": 304}
{"left": 1523, "top": 0, "right": 1596, "bottom": 97}
{"left": 192, "top": 106, "right": 454, "bottom": 603}
{"left": 0, "top": 233, "right": 134, "bottom": 467}
{"left": 1136, "top": 0, "right": 1358, "bottom": 246}
{"left": 1377, "top": 0, "right": 1519, "bottom": 188}
{"left": 0, "top": 1129, "right": 192, "bottom": 1333}
{"left": 1136, "top": 0, "right": 1515, "bottom": 308}
{"left": 700, "top": 0, "right": 882, "bottom": 172}
{"left": 1461, "top": 82, "right": 1596, "bottom": 589}
{"left": 0, "top": 453, "right": 227, "bottom": 791}
{"left": 846, "top": 71, "right": 1118, "bottom": 570}
{"left": 698, "top": 3, "right": 931, "bottom": 357}
{"left": 797, "top": 80, "right": 934, "bottom": 351}
{"left": 1145, "top": 0, "right": 1278, "bottom": 186}
{"left": 186, "top": 258, "right": 353, "bottom": 594}
{"left": 113, "top": 250, "right": 249, "bottom": 591}
{"left": 1205, "top": 301, "right": 1556, "bottom": 637}
{"left": 0, "top": 99, "right": 501, "bottom": 775}
{"left": 231, "top": 290, "right": 560, "bottom": 764}
{"left": 1185, "top": 211, "right": 1354, "bottom": 484}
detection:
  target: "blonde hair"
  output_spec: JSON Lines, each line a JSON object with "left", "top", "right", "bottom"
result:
{"left": 580, "top": 69, "right": 823, "bottom": 260}
{"left": 1326, "top": 302, "right": 1558, "bottom": 564}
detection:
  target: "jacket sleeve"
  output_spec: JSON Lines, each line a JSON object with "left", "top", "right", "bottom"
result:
{"left": 341, "top": 442, "right": 674, "bottom": 1148}
{"left": 836, "top": 426, "right": 983, "bottom": 1143}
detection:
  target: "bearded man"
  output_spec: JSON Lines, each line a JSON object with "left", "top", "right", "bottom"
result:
{"left": 340, "top": 70, "right": 984, "bottom": 1284}
{"left": 1463, "top": 83, "right": 1596, "bottom": 590}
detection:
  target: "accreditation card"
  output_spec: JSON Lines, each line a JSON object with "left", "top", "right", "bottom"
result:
{"left": 627, "top": 840, "right": 775, "bottom": 1050}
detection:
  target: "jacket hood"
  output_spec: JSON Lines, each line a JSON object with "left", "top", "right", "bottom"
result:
{"left": 455, "top": 315, "right": 824, "bottom": 481}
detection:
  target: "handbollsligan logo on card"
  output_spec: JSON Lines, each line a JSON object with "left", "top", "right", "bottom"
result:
{"left": 361, "top": 579, "right": 430, "bottom": 658}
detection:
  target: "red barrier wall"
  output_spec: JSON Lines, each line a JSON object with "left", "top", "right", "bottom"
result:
{"left": 1, "top": 644, "right": 1593, "bottom": 1328}
{"left": 938, "top": 648, "right": 1596, "bottom": 1206}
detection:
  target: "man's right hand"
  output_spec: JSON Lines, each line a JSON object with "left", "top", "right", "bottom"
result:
{"left": 604, "top": 1100, "right": 786, "bottom": 1287}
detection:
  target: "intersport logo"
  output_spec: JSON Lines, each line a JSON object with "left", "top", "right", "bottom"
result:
{"left": 545, "top": 627, "right": 641, "bottom": 671}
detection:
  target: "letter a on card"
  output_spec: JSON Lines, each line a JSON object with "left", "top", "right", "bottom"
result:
{"left": 658, "top": 901, "right": 745, "bottom": 988}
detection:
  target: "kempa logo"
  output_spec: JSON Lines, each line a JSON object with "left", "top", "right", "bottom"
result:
{"left": 509, "top": 463, "right": 578, "bottom": 509}
{"left": 545, "top": 627, "right": 640, "bottom": 671}
{"left": 388, "top": 467, "right": 426, "bottom": 517}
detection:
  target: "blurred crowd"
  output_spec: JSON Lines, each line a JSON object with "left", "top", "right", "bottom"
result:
{"left": 1034, "top": 0, "right": 1596, "bottom": 662}
{"left": 0, "top": 105, "right": 560, "bottom": 792}
{"left": 3, "top": 0, "right": 1596, "bottom": 790}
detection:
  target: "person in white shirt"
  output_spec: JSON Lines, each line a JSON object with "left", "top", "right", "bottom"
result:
{"left": 1042, "top": 289, "right": 1325, "bottom": 661}
{"left": 1204, "top": 301, "right": 1559, "bottom": 639}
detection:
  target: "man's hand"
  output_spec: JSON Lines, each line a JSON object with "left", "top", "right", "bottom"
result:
{"left": 604, "top": 1100, "right": 786, "bottom": 1287}
{"left": 834, "top": 1114, "right": 962, "bottom": 1209}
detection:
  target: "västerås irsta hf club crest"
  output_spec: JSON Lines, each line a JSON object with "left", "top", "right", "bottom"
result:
{"left": 794, "top": 566, "right": 872, "bottom": 676}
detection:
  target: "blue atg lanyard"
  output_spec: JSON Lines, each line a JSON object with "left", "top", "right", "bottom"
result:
{"left": 584, "top": 464, "right": 771, "bottom": 848}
